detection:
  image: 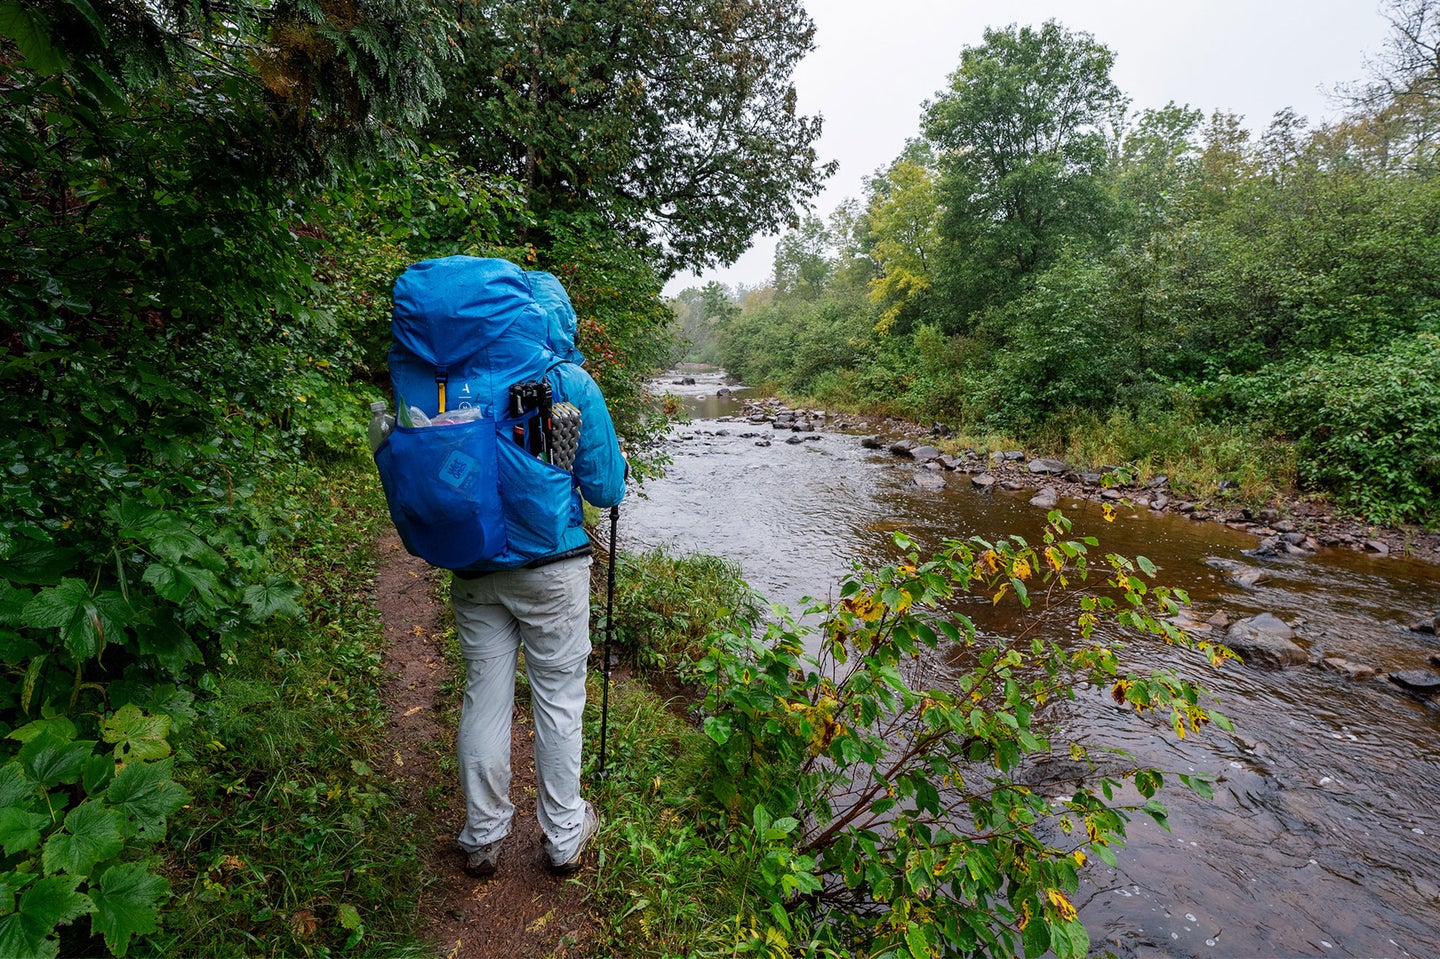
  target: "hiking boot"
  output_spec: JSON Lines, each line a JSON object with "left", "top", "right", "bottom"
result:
{"left": 462, "top": 837, "right": 504, "bottom": 878}
{"left": 545, "top": 802, "right": 599, "bottom": 876}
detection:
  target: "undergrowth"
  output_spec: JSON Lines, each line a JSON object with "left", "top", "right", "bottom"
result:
{"left": 152, "top": 465, "right": 432, "bottom": 958}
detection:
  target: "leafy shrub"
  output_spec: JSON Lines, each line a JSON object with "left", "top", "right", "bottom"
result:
{"left": 0, "top": 709, "right": 188, "bottom": 958}
{"left": 1269, "top": 334, "right": 1440, "bottom": 524}
{"left": 606, "top": 549, "right": 760, "bottom": 674}
{"left": 693, "top": 516, "right": 1231, "bottom": 957}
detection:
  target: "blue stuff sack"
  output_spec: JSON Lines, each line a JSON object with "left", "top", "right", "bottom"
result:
{"left": 375, "top": 417, "right": 506, "bottom": 569}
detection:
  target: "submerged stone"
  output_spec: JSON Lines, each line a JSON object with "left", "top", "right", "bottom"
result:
{"left": 1225, "top": 613, "right": 1307, "bottom": 668}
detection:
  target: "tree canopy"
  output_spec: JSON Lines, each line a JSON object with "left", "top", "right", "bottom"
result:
{"left": 428, "top": 0, "right": 835, "bottom": 275}
{"left": 923, "top": 20, "right": 1126, "bottom": 323}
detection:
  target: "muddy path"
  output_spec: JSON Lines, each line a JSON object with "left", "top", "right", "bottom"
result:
{"left": 373, "top": 532, "right": 598, "bottom": 958}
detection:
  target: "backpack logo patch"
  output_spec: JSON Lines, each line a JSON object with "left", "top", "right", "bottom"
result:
{"left": 439, "top": 450, "right": 479, "bottom": 489}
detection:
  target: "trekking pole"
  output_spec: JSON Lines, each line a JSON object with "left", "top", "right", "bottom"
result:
{"left": 597, "top": 503, "right": 619, "bottom": 778}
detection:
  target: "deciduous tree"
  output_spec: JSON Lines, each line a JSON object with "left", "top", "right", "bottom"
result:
{"left": 923, "top": 20, "right": 1126, "bottom": 325}
{"left": 429, "top": 0, "right": 835, "bottom": 275}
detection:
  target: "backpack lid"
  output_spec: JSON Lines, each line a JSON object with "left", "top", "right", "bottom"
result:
{"left": 391, "top": 256, "right": 544, "bottom": 366}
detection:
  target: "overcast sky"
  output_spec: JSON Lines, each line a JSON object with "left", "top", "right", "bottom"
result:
{"left": 665, "top": 0, "right": 1395, "bottom": 295}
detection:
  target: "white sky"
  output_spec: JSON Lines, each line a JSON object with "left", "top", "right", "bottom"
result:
{"left": 665, "top": 0, "right": 1394, "bottom": 295}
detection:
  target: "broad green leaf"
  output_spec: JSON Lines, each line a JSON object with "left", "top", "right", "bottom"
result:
{"left": 1136, "top": 555, "right": 1157, "bottom": 577}
{"left": 133, "top": 611, "right": 203, "bottom": 673}
{"left": 7, "top": 717, "right": 77, "bottom": 745}
{"left": 0, "top": 763, "right": 39, "bottom": 809}
{"left": 81, "top": 754, "right": 115, "bottom": 795}
{"left": 90, "top": 863, "right": 166, "bottom": 957}
{"left": 0, "top": 909, "right": 56, "bottom": 959}
{"left": 242, "top": 578, "right": 304, "bottom": 621}
{"left": 904, "top": 922, "right": 930, "bottom": 957}
{"left": 0, "top": 581, "right": 34, "bottom": 626}
{"left": 0, "top": 807, "right": 49, "bottom": 858}
{"left": 0, "top": 546, "right": 83, "bottom": 587}
{"left": 104, "top": 760, "right": 187, "bottom": 840}
{"left": 337, "top": 903, "right": 361, "bottom": 931}
{"left": 702, "top": 715, "right": 731, "bottom": 745}
{"left": 21, "top": 579, "right": 130, "bottom": 661}
{"left": 100, "top": 705, "right": 172, "bottom": 763}
{"left": 0, "top": 630, "right": 42, "bottom": 666}
{"left": 18, "top": 732, "right": 92, "bottom": 788}
{"left": 0, "top": 875, "right": 93, "bottom": 959}
{"left": 1021, "top": 912, "right": 1050, "bottom": 958}
{"left": 40, "top": 802, "right": 124, "bottom": 876}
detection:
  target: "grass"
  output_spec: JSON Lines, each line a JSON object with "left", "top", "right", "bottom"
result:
{"left": 581, "top": 678, "right": 745, "bottom": 956}
{"left": 606, "top": 547, "right": 760, "bottom": 676}
{"left": 152, "top": 464, "right": 434, "bottom": 958}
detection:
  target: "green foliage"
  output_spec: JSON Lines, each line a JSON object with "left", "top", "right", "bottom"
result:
{"left": 154, "top": 467, "right": 432, "bottom": 958}
{"left": 583, "top": 681, "right": 740, "bottom": 955}
{"left": 692, "top": 517, "right": 1231, "bottom": 957}
{"left": 1265, "top": 334, "right": 1440, "bottom": 524}
{"left": 0, "top": 711, "right": 187, "bottom": 958}
{"left": 429, "top": 0, "right": 834, "bottom": 274}
{"left": 313, "top": 148, "right": 529, "bottom": 379}
{"left": 606, "top": 548, "right": 759, "bottom": 673}
{"left": 924, "top": 20, "right": 1125, "bottom": 324}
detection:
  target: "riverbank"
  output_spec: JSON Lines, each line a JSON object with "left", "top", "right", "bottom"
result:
{"left": 724, "top": 391, "right": 1440, "bottom": 569}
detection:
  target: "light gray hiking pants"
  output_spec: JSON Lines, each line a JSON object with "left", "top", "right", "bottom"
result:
{"left": 451, "top": 555, "right": 593, "bottom": 864}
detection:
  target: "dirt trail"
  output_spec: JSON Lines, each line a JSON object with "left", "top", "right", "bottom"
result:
{"left": 373, "top": 531, "right": 599, "bottom": 958}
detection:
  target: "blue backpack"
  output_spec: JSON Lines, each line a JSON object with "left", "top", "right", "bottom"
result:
{"left": 374, "top": 256, "right": 578, "bottom": 570}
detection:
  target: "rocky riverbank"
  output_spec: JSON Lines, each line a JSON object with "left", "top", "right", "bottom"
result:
{"left": 708, "top": 395, "right": 1440, "bottom": 699}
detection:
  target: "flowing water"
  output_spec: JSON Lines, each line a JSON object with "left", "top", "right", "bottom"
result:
{"left": 622, "top": 371, "right": 1440, "bottom": 958}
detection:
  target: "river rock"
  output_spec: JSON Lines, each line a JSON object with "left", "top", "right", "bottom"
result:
{"left": 860, "top": 435, "right": 884, "bottom": 449}
{"left": 1225, "top": 613, "right": 1307, "bottom": 668}
{"left": 1100, "top": 488, "right": 1123, "bottom": 501}
{"left": 1028, "top": 457, "right": 1067, "bottom": 474}
{"left": 771, "top": 419, "right": 792, "bottom": 430}
{"left": 1204, "top": 557, "right": 1272, "bottom": 588}
{"left": 716, "top": 386, "right": 731, "bottom": 396}
{"left": 754, "top": 439, "right": 770, "bottom": 447}
{"left": 1321, "top": 657, "right": 1377, "bottom": 681}
{"left": 1150, "top": 493, "right": 1170, "bottom": 510}
{"left": 889, "top": 439, "right": 917, "bottom": 455}
{"left": 1365, "top": 539, "right": 1390, "bottom": 555}
{"left": 1408, "top": 615, "right": 1439, "bottom": 635}
{"left": 936, "top": 455, "right": 964, "bottom": 471}
{"left": 908, "top": 445, "right": 941, "bottom": 462}
{"left": 1146, "top": 474, "right": 1170, "bottom": 489}
{"left": 1029, "top": 487, "right": 1059, "bottom": 509}
{"left": 972, "top": 473, "right": 997, "bottom": 489}
{"left": 784, "top": 435, "right": 804, "bottom": 444}
{"left": 1388, "top": 670, "right": 1440, "bottom": 697}
{"left": 912, "top": 471, "right": 947, "bottom": 490}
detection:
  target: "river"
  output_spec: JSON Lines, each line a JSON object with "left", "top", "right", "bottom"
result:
{"left": 621, "top": 371, "right": 1440, "bottom": 959}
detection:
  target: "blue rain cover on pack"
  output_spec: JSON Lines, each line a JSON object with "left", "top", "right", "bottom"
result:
{"left": 376, "top": 256, "right": 573, "bottom": 570}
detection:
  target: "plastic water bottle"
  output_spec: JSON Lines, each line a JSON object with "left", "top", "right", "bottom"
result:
{"left": 367, "top": 401, "right": 395, "bottom": 451}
